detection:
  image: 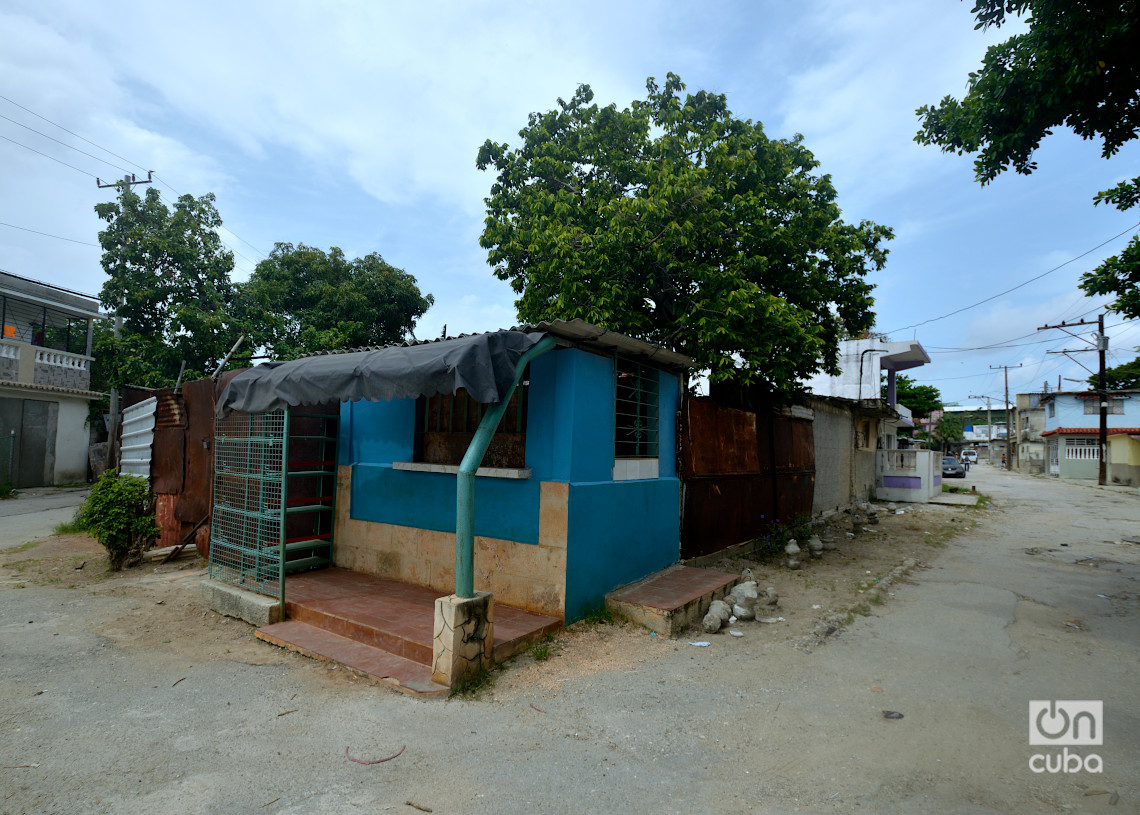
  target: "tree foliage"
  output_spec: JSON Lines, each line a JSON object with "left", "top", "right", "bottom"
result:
{"left": 1090, "top": 351, "right": 1140, "bottom": 389}
{"left": 94, "top": 185, "right": 242, "bottom": 387}
{"left": 477, "top": 74, "right": 892, "bottom": 388}
{"left": 934, "top": 413, "right": 965, "bottom": 445}
{"left": 882, "top": 373, "right": 942, "bottom": 418}
{"left": 915, "top": 1, "right": 1140, "bottom": 317}
{"left": 237, "top": 243, "right": 434, "bottom": 360}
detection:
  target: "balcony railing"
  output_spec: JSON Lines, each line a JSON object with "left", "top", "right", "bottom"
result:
{"left": 34, "top": 348, "right": 90, "bottom": 370}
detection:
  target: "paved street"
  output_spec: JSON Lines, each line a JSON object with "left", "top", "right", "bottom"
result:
{"left": 1, "top": 465, "right": 1137, "bottom": 814}
{"left": 0, "top": 486, "right": 89, "bottom": 553}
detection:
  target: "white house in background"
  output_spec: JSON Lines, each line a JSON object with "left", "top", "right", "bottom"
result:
{"left": 803, "top": 337, "right": 931, "bottom": 448}
{"left": 804, "top": 337, "right": 938, "bottom": 503}
{"left": 0, "top": 271, "right": 103, "bottom": 487}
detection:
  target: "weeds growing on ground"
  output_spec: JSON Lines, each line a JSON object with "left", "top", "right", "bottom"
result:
{"left": 53, "top": 510, "right": 91, "bottom": 535}
{"left": 576, "top": 603, "right": 618, "bottom": 628}
{"left": 449, "top": 667, "right": 494, "bottom": 698}
{"left": 752, "top": 513, "right": 814, "bottom": 558}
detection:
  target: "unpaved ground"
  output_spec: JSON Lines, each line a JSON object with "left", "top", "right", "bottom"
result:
{"left": 2, "top": 465, "right": 1138, "bottom": 815}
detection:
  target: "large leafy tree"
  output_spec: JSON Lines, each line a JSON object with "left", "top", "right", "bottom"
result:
{"left": 477, "top": 74, "right": 892, "bottom": 387}
{"left": 237, "top": 243, "right": 434, "bottom": 360}
{"left": 882, "top": 374, "right": 943, "bottom": 419}
{"left": 94, "top": 185, "right": 242, "bottom": 388}
{"left": 915, "top": 1, "right": 1140, "bottom": 317}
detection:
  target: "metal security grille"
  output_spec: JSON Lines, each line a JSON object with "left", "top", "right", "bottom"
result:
{"left": 615, "top": 355, "right": 660, "bottom": 459}
{"left": 209, "top": 410, "right": 288, "bottom": 600}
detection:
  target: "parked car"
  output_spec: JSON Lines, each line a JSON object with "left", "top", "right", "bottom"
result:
{"left": 962, "top": 449, "right": 978, "bottom": 464}
{"left": 942, "top": 456, "right": 966, "bottom": 478}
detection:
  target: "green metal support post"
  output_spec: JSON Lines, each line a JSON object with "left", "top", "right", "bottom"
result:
{"left": 455, "top": 334, "right": 557, "bottom": 598}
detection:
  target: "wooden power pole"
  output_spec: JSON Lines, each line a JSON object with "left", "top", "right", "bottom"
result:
{"left": 1037, "top": 316, "right": 1107, "bottom": 486}
{"left": 990, "top": 364, "right": 1021, "bottom": 469}
{"left": 95, "top": 172, "right": 153, "bottom": 468}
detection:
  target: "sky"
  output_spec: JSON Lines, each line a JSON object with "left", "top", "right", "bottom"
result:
{"left": 2, "top": 0, "right": 1138, "bottom": 406}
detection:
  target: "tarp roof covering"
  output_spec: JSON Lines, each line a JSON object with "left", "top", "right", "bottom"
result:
{"left": 215, "top": 319, "right": 692, "bottom": 417}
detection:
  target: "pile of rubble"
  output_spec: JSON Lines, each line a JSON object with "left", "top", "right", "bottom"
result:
{"left": 702, "top": 574, "right": 782, "bottom": 634}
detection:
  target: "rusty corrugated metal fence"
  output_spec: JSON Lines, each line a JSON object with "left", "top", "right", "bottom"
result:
{"left": 679, "top": 394, "right": 815, "bottom": 559}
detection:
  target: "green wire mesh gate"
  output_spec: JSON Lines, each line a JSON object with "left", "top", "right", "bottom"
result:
{"left": 209, "top": 410, "right": 289, "bottom": 602}
{"left": 208, "top": 407, "right": 340, "bottom": 611}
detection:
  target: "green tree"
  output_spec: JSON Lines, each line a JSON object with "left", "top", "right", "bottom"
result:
{"left": 1089, "top": 351, "right": 1140, "bottom": 389}
{"left": 882, "top": 374, "right": 942, "bottom": 419}
{"left": 477, "top": 74, "right": 892, "bottom": 388}
{"left": 934, "top": 413, "right": 965, "bottom": 449}
{"left": 94, "top": 185, "right": 242, "bottom": 388}
{"left": 237, "top": 243, "right": 434, "bottom": 360}
{"left": 915, "top": 1, "right": 1140, "bottom": 317}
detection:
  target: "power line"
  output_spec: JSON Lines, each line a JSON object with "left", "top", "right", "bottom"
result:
{"left": 0, "top": 220, "right": 100, "bottom": 247}
{"left": 1, "top": 96, "right": 268, "bottom": 266}
{"left": 0, "top": 112, "right": 133, "bottom": 175}
{"left": 0, "top": 94, "right": 149, "bottom": 173}
{"left": 0, "top": 132, "right": 97, "bottom": 177}
{"left": 883, "top": 223, "right": 1140, "bottom": 334}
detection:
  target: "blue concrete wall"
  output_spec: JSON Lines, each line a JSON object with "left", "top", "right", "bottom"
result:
{"left": 350, "top": 463, "right": 541, "bottom": 543}
{"left": 563, "top": 478, "right": 681, "bottom": 620}
{"left": 339, "top": 346, "right": 685, "bottom": 620}
{"left": 1046, "top": 393, "right": 1140, "bottom": 431}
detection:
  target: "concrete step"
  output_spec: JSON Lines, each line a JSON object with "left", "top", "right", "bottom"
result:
{"left": 285, "top": 599, "right": 434, "bottom": 665}
{"left": 606, "top": 565, "right": 741, "bottom": 637}
{"left": 256, "top": 620, "right": 448, "bottom": 698}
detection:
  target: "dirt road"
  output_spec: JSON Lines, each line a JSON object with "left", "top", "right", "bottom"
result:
{"left": 1, "top": 465, "right": 1137, "bottom": 814}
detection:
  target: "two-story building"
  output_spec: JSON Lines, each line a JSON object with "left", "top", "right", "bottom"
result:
{"left": 0, "top": 271, "right": 102, "bottom": 487}
{"left": 803, "top": 337, "right": 938, "bottom": 503}
{"left": 1011, "top": 391, "right": 1049, "bottom": 474}
{"left": 1040, "top": 390, "right": 1140, "bottom": 481}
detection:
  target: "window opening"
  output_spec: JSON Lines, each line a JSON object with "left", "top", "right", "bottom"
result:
{"left": 614, "top": 355, "right": 659, "bottom": 459}
{"left": 415, "top": 380, "right": 528, "bottom": 469}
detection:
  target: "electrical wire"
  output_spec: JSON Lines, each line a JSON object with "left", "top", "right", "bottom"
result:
{"left": 0, "top": 94, "right": 149, "bottom": 173}
{"left": 882, "top": 223, "right": 1140, "bottom": 334}
{"left": 0, "top": 220, "right": 99, "bottom": 247}
{"left": 1, "top": 96, "right": 267, "bottom": 267}
{"left": 0, "top": 112, "right": 134, "bottom": 175}
{"left": 0, "top": 132, "right": 97, "bottom": 177}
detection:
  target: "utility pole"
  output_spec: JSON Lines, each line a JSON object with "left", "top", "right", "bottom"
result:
{"left": 1037, "top": 316, "right": 1108, "bottom": 485}
{"left": 1097, "top": 313, "right": 1109, "bottom": 487}
{"left": 969, "top": 394, "right": 993, "bottom": 465}
{"left": 990, "top": 364, "right": 1021, "bottom": 470}
{"left": 96, "top": 172, "right": 153, "bottom": 469}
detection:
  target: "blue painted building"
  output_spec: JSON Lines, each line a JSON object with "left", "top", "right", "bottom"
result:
{"left": 329, "top": 323, "right": 690, "bottom": 622}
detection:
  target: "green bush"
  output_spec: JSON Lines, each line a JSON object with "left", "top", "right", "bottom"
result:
{"left": 78, "top": 472, "right": 160, "bottom": 570}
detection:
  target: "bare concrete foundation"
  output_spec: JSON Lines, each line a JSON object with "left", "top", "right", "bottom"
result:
{"left": 200, "top": 578, "right": 282, "bottom": 627}
{"left": 432, "top": 591, "right": 493, "bottom": 687}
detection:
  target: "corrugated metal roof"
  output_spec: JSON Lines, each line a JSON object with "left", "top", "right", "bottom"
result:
{"left": 295, "top": 318, "right": 694, "bottom": 371}
{"left": 0, "top": 380, "right": 104, "bottom": 399}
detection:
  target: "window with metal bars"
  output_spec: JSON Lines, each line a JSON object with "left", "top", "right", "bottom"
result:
{"left": 614, "top": 355, "right": 659, "bottom": 460}
{"left": 1083, "top": 398, "right": 1125, "bottom": 415}
{"left": 414, "top": 381, "right": 529, "bottom": 469}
